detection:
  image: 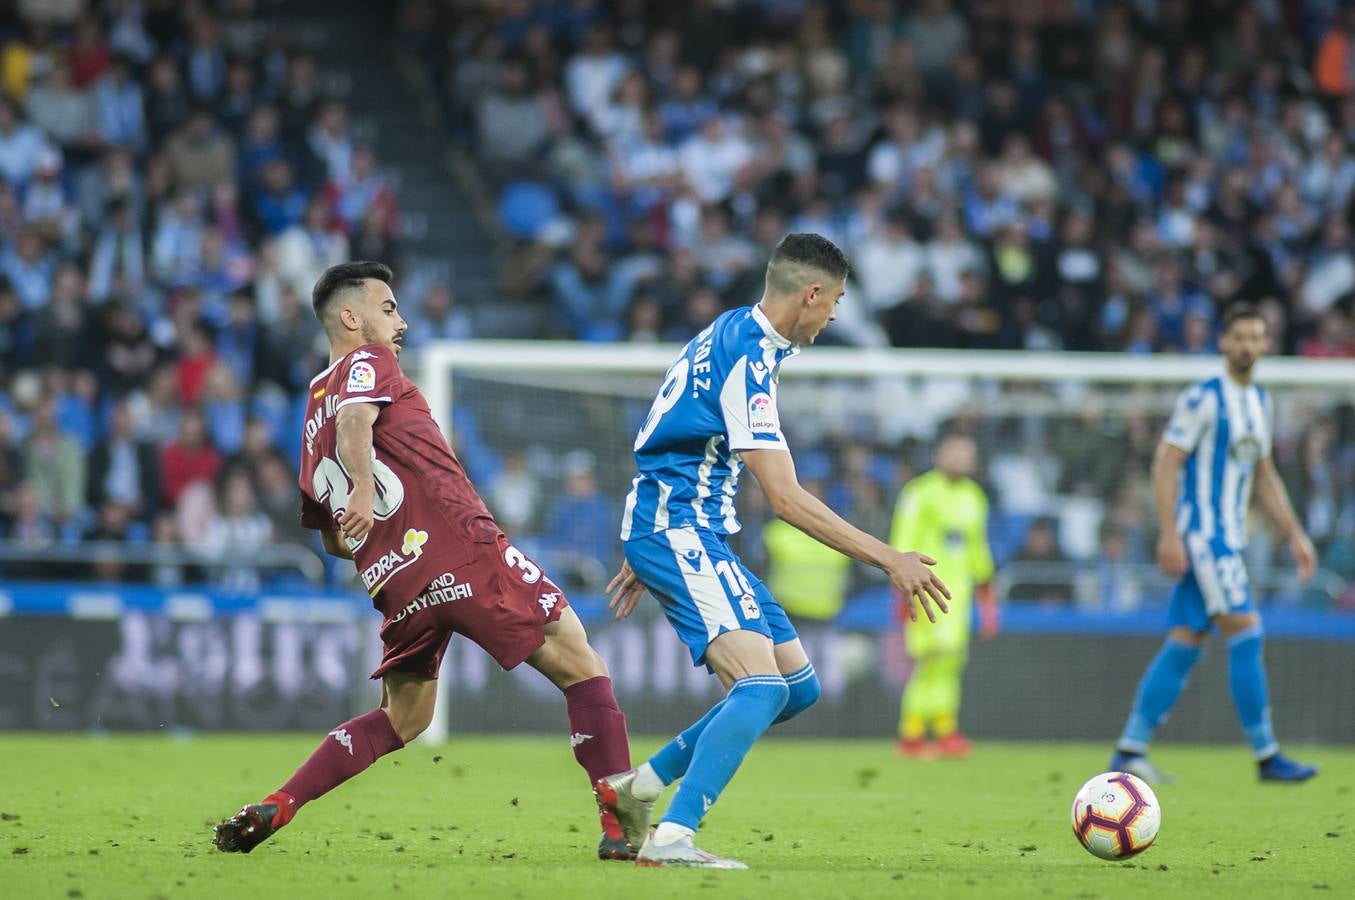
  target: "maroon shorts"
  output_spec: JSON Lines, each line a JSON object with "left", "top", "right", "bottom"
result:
{"left": 370, "top": 534, "right": 569, "bottom": 680}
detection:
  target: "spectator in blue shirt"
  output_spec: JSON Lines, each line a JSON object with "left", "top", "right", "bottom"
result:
{"left": 544, "top": 449, "right": 617, "bottom": 567}
{"left": 252, "top": 158, "right": 308, "bottom": 235}
{"left": 94, "top": 53, "right": 145, "bottom": 150}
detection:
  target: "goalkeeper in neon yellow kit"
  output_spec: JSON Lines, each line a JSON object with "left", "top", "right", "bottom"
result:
{"left": 889, "top": 434, "right": 997, "bottom": 759}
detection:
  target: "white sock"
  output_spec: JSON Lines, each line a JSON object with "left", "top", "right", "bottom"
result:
{"left": 630, "top": 762, "right": 664, "bottom": 802}
{"left": 652, "top": 821, "right": 694, "bottom": 846}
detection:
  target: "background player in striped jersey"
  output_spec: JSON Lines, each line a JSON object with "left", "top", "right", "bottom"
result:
{"left": 213, "top": 262, "right": 643, "bottom": 859}
{"left": 596, "top": 234, "right": 951, "bottom": 868}
{"left": 1109, "top": 305, "right": 1318, "bottom": 783}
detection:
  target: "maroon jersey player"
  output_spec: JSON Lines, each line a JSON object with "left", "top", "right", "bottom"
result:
{"left": 213, "top": 262, "right": 647, "bottom": 859}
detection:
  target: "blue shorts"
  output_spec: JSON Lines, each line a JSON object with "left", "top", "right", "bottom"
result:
{"left": 1168, "top": 533, "right": 1255, "bottom": 632}
{"left": 624, "top": 526, "right": 798, "bottom": 666}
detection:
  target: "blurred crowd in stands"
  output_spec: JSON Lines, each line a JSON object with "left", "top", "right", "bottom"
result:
{"left": 404, "top": 0, "right": 1355, "bottom": 354}
{"left": 0, "top": 0, "right": 433, "bottom": 577}
{"left": 1, "top": 0, "right": 1353, "bottom": 613}
{"left": 403, "top": 0, "right": 1355, "bottom": 608}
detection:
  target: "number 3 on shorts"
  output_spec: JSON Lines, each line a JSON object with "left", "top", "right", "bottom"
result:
{"left": 504, "top": 544, "right": 542, "bottom": 583}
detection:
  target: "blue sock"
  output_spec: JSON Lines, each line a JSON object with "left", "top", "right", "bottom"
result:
{"left": 661, "top": 676, "right": 788, "bottom": 831}
{"left": 773, "top": 663, "right": 820, "bottom": 724}
{"left": 649, "top": 700, "right": 726, "bottom": 786}
{"left": 1117, "top": 639, "right": 1203, "bottom": 753}
{"left": 648, "top": 665, "right": 818, "bottom": 783}
{"left": 1227, "top": 626, "right": 1278, "bottom": 759}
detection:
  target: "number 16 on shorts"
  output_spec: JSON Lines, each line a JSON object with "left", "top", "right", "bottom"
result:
{"left": 715, "top": 559, "right": 761, "bottom": 619}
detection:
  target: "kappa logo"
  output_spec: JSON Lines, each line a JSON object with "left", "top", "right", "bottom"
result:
{"left": 351, "top": 350, "right": 377, "bottom": 362}
{"left": 702, "top": 795, "right": 714, "bottom": 814}
{"left": 569, "top": 732, "right": 593, "bottom": 748}
{"left": 329, "top": 727, "right": 354, "bottom": 756}
{"left": 682, "top": 548, "right": 704, "bottom": 572}
{"left": 347, "top": 361, "right": 376, "bottom": 393}
{"left": 539, "top": 592, "right": 561, "bottom": 615}
{"left": 749, "top": 361, "right": 769, "bottom": 384}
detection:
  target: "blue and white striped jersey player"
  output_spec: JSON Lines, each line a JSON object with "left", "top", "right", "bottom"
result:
{"left": 595, "top": 234, "right": 952, "bottom": 869}
{"left": 1110, "top": 305, "right": 1318, "bottom": 784}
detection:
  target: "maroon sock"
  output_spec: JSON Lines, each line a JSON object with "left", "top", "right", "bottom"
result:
{"left": 272, "top": 708, "right": 405, "bottom": 823}
{"left": 563, "top": 675, "right": 631, "bottom": 785}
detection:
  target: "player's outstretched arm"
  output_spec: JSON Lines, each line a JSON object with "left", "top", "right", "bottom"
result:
{"left": 320, "top": 529, "right": 354, "bottom": 560}
{"left": 741, "top": 448, "right": 951, "bottom": 622}
{"left": 335, "top": 401, "right": 381, "bottom": 543}
{"left": 1253, "top": 456, "right": 1316, "bottom": 583}
{"left": 1151, "top": 441, "right": 1190, "bottom": 578}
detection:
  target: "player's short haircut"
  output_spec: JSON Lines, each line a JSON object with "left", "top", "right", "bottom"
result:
{"left": 312, "top": 261, "right": 393, "bottom": 327}
{"left": 1222, "top": 302, "right": 1266, "bottom": 333}
{"left": 765, "top": 233, "right": 851, "bottom": 296}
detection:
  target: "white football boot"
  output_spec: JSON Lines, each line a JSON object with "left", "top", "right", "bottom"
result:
{"left": 635, "top": 831, "right": 748, "bottom": 869}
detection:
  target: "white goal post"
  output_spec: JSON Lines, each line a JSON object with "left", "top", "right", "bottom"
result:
{"left": 415, "top": 342, "right": 1355, "bottom": 743}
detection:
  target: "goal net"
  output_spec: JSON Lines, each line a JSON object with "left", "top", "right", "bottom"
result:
{"left": 417, "top": 341, "right": 1355, "bottom": 746}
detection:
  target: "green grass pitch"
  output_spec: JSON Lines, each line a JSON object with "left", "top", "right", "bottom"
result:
{"left": 0, "top": 735, "right": 1348, "bottom": 899}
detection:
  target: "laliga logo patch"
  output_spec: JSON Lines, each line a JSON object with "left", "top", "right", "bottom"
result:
{"left": 347, "top": 361, "right": 376, "bottom": 393}
{"left": 748, "top": 392, "right": 777, "bottom": 432}
{"left": 402, "top": 528, "right": 428, "bottom": 558}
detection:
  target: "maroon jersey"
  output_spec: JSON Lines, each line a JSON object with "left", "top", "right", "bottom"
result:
{"left": 298, "top": 343, "right": 499, "bottom": 606}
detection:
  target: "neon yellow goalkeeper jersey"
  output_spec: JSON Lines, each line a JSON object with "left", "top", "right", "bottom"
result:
{"left": 889, "top": 470, "right": 994, "bottom": 605}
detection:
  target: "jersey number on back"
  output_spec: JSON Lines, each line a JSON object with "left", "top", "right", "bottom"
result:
{"left": 312, "top": 453, "right": 406, "bottom": 524}
{"left": 634, "top": 357, "right": 690, "bottom": 451}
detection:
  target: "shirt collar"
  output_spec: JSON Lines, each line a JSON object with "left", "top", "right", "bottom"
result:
{"left": 752, "top": 303, "right": 794, "bottom": 350}
{"left": 1221, "top": 367, "right": 1254, "bottom": 392}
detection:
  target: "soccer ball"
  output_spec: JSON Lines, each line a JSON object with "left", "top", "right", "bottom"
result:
{"left": 1070, "top": 771, "right": 1161, "bottom": 860}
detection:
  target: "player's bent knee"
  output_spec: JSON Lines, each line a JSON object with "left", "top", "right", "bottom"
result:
{"left": 712, "top": 678, "right": 789, "bottom": 747}
{"left": 773, "top": 670, "right": 821, "bottom": 725}
{"left": 392, "top": 709, "right": 433, "bottom": 744}
{"left": 1167, "top": 626, "right": 1207, "bottom": 647}
{"left": 384, "top": 698, "right": 436, "bottom": 743}
{"left": 1215, "top": 611, "right": 1261, "bottom": 638}
{"left": 530, "top": 634, "right": 608, "bottom": 689}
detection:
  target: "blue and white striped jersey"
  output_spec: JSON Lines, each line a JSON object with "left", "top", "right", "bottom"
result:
{"left": 620, "top": 304, "right": 799, "bottom": 541}
{"left": 1162, "top": 374, "right": 1273, "bottom": 552}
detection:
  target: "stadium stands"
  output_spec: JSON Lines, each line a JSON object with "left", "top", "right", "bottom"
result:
{"left": 1, "top": 0, "right": 1352, "bottom": 616}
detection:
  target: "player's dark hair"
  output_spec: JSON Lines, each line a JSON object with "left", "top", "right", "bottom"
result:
{"left": 1222, "top": 302, "right": 1266, "bottom": 333}
{"left": 765, "top": 233, "right": 850, "bottom": 295}
{"left": 312, "top": 260, "right": 393, "bottom": 325}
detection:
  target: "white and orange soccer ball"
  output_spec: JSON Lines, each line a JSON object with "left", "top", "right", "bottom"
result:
{"left": 1070, "top": 771, "right": 1161, "bottom": 860}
